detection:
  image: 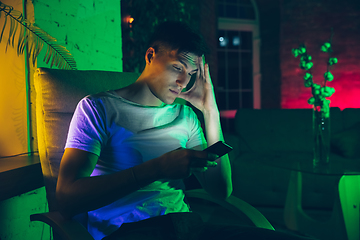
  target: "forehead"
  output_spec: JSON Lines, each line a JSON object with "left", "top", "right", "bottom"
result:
{"left": 167, "top": 50, "right": 198, "bottom": 68}
{"left": 177, "top": 51, "right": 198, "bottom": 65}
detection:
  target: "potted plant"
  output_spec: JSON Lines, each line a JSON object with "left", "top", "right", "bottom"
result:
{"left": 292, "top": 30, "right": 337, "bottom": 166}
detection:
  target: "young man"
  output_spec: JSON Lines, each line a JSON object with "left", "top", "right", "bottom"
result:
{"left": 56, "top": 21, "right": 316, "bottom": 240}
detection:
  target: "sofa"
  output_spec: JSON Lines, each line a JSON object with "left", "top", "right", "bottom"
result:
{"left": 223, "top": 107, "right": 360, "bottom": 210}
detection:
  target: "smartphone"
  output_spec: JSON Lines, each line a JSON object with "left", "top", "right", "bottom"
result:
{"left": 203, "top": 141, "right": 233, "bottom": 158}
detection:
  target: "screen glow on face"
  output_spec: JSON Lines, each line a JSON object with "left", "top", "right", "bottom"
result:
{"left": 177, "top": 52, "right": 198, "bottom": 91}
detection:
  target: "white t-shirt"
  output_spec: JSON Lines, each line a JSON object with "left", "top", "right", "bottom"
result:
{"left": 65, "top": 91, "right": 206, "bottom": 239}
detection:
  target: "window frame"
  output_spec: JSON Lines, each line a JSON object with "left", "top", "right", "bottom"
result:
{"left": 217, "top": 0, "right": 261, "bottom": 109}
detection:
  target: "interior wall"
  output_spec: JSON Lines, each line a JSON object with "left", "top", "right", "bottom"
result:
{"left": 0, "top": 0, "right": 29, "bottom": 157}
{"left": 0, "top": 0, "right": 124, "bottom": 156}
{"left": 0, "top": 1, "right": 124, "bottom": 239}
{"left": 33, "top": 0, "right": 123, "bottom": 71}
{"left": 0, "top": 1, "right": 49, "bottom": 239}
{"left": 26, "top": 0, "right": 123, "bottom": 152}
{"left": 257, "top": 0, "right": 282, "bottom": 109}
{"left": 280, "top": 0, "right": 360, "bottom": 109}
{"left": 0, "top": 188, "right": 51, "bottom": 240}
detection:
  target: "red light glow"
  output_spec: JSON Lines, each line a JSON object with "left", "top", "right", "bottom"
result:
{"left": 282, "top": 72, "right": 360, "bottom": 110}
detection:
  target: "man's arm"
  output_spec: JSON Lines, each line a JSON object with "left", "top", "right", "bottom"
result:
{"left": 56, "top": 147, "right": 216, "bottom": 218}
{"left": 198, "top": 109, "right": 233, "bottom": 199}
{"left": 56, "top": 148, "right": 161, "bottom": 218}
{"left": 179, "top": 58, "right": 233, "bottom": 199}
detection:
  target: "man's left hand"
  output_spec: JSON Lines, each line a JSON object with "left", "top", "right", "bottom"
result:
{"left": 178, "top": 56, "right": 218, "bottom": 114}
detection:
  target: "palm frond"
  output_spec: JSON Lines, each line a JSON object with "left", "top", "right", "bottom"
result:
{"left": 0, "top": 1, "right": 77, "bottom": 70}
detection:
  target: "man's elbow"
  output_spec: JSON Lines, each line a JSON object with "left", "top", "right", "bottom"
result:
{"left": 56, "top": 189, "right": 76, "bottom": 219}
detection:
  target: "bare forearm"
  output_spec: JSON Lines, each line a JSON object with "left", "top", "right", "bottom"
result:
{"left": 201, "top": 109, "right": 233, "bottom": 198}
{"left": 57, "top": 160, "right": 160, "bottom": 218}
{"left": 203, "top": 109, "right": 223, "bottom": 145}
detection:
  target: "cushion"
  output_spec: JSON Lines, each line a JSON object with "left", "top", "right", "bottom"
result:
{"left": 331, "top": 121, "right": 360, "bottom": 158}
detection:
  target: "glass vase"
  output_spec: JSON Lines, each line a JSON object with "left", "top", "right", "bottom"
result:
{"left": 313, "top": 105, "right": 330, "bottom": 166}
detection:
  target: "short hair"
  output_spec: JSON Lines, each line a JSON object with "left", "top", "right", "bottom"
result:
{"left": 147, "top": 21, "right": 209, "bottom": 57}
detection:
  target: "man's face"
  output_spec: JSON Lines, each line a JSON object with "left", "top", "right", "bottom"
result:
{"left": 147, "top": 49, "right": 198, "bottom": 105}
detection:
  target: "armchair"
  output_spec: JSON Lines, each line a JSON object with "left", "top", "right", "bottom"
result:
{"left": 31, "top": 67, "right": 274, "bottom": 239}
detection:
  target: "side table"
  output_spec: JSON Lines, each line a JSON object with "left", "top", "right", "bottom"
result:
{"left": 0, "top": 154, "right": 43, "bottom": 201}
{"left": 256, "top": 152, "right": 360, "bottom": 240}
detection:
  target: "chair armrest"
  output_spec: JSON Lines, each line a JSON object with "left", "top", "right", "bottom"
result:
{"left": 30, "top": 191, "right": 274, "bottom": 240}
{"left": 30, "top": 211, "right": 94, "bottom": 240}
{"left": 185, "top": 189, "right": 275, "bottom": 230}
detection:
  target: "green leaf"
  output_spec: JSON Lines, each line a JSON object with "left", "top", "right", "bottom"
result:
{"left": 321, "top": 42, "right": 331, "bottom": 52}
{"left": 0, "top": 1, "right": 76, "bottom": 70}
{"left": 324, "top": 71, "right": 334, "bottom": 81}
{"left": 292, "top": 48, "right": 300, "bottom": 57}
{"left": 328, "top": 57, "right": 338, "bottom": 65}
{"left": 303, "top": 72, "right": 312, "bottom": 80}
{"left": 308, "top": 97, "right": 315, "bottom": 105}
{"left": 304, "top": 80, "right": 312, "bottom": 88}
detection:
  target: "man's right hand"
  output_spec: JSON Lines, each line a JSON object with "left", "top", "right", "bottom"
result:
{"left": 156, "top": 148, "right": 217, "bottom": 179}
{"left": 56, "top": 147, "right": 217, "bottom": 218}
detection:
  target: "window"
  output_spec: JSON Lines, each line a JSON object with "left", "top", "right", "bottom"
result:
{"left": 218, "top": 0, "right": 255, "bottom": 19}
{"left": 216, "top": 0, "right": 261, "bottom": 112}
{"left": 217, "top": 29, "right": 253, "bottom": 110}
